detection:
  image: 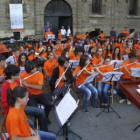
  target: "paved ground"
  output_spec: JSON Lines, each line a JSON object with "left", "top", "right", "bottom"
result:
{"left": 1, "top": 94, "right": 140, "bottom": 140}
{"left": 48, "top": 95, "right": 140, "bottom": 140}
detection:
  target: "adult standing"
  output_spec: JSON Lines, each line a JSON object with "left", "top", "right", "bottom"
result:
{"left": 60, "top": 26, "right": 66, "bottom": 38}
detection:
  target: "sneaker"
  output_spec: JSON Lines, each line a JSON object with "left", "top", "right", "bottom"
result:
{"left": 92, "top": 104, "right": 99, "bottom": 108}
{"left": 119, "top": 99, "right": 126, "bottom": 103}
{"left": 127, "top": 99, "right": 131, "bottom": 105}
{"left": 82, "top": 108, "right": 88, "bottom": 113}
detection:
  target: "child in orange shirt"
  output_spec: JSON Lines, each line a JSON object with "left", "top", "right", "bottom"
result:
{"left": 116, "top": 52, "right": 140, "bottom": 105}
{"left": 112, "top": 47, "right": 122, "bottom": 60}
{"left": 96, "top": 56, "right": 114, "bottom": 107}
{"left": 73, "top": 54, "right": 98, "bottom": 112}
{"left": 53, "top": 39, "right": 63, "bottom": 56}
{"left": 6, "top": 86, "right": 57, "bottom": 140}
{"left": 92, "top": 48, "right": 104, "bottom": 67}
{"left": 20, "top": 61, "right": 53, "bottom": 121}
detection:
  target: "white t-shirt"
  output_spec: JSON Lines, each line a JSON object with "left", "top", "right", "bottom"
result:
{"left": 61, "top": 29, "right": 66, "bottom": 35}
{"left": 67, "top": 29, "right": 71, "bottom": 36}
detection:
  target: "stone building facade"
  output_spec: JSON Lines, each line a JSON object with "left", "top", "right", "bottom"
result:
{"left": 0, "top": 0, "right": 140, "bottom": 38}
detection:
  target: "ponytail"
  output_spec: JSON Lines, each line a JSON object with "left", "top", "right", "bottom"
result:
{"left": 7, "top": 86, "right": 28, "bottom": 107}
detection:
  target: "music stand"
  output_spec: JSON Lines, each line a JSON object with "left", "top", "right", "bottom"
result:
{"left": 96, "top": 72, "right": 123, "bottom": 118}
{"left": 55, "top": 89, "right": 82, "bottom": 140}
{"left": 47, "top": 34, "right": 55, "bottom": 41}
{"left": 131, "top": 67, "right": 140, "bottom": 131}
{"left": 84, "top": 45, "right": 90, "bottom": 52}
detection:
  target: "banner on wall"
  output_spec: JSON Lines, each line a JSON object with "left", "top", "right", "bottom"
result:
{"left": 9, "top": 4, "right": 24, "bottom": 30}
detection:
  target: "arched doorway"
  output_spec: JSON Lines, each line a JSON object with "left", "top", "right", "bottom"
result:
{"left": 44, "top": 0, "right": 72, "bottom": 36}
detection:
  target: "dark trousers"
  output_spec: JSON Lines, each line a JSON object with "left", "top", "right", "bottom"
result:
{"left": 27, "top": 93, "right": 53, "bottom": 120}
{"left": 25, "top": 106, "right": 48, "bottom": 132}
{"left": 116, "top": 78, "right": 132, "bottom": 99}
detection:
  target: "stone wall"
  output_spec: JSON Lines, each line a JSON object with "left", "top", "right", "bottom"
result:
{"left": 0, "top": 0, "right": 140, "bottom": 38}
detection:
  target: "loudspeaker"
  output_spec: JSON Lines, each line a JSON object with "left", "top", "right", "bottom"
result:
{"left": 13, "top": 32, "right": 20, "bottom": 40}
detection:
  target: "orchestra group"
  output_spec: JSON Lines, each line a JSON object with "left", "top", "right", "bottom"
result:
{"left": 0, "top": 25, "right": 140, "bottom": 140}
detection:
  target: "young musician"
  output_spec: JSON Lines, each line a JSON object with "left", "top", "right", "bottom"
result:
{"left": 104, "top": 44, "right": 112, "bottom": 59}
{"left": 45, "top": 28, "right": 53, "bottom": 40}
{"left": 0, "top": 54, "right": 6, "bottom": 92}
{"left": 18, "top": 53, "right": 28, "bottom": 74}
{"left": 96, "top": 56, "right": 114, "bottom": 107}
{"left": 44, "top": 51, "right": 58, "bottom": 79}
{"left": 5, "top": 48, "right": 20, "bottom": 66}
{"left": 6, "top": 86, "right": 57, "bottom": 140}
{"left": 50, "top": 57, "right": 73, "bottom": 98}
{"left": 112, "top": 47, "right": 122, "bottom": 60}
{"left": 1, "top": 65, "right": 49, "bottom": 131}
{"left": 116, "top": 52, "right": 140, "bottom": 105}
{"left": 73, "top": 54, "right": 98, "bottom": 112}
{"left": 53, "top": 39, "right": 63, "bottom": 56}
{"left": 20, "top": 61, "right": 53, "bottom": 123}
{"left": 92, "top": 48, "right": 104, "bottom": 67}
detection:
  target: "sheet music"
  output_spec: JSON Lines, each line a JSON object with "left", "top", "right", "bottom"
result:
{"left": 55, "top": 91, "right": 78, "bottom": 126}
{"left": 78, "top": 73, "right": 98, "bottom": 87}
{"left": 136, "top": 89, "right": 140, "bottom": 94}
{"left": 84, "top": 45, "right": 90, "bottom": 52}
{"left": 110, "top": 60, "right": 123, "bottom": 68}
{"left": 102, "top": 72, "right": 123, "bottom": 82}
{"left": 131, "top": 67, "right": 140, "bottom": 78}
{"left": 69, "top": 60, "right": 79, "bottom": 69}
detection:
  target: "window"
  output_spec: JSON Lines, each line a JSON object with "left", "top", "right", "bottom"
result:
{"left": 10, "top": 0, "right": 22, "bottom": 3}
{"left": 92, "top": 0, "right": 101, "bottom": 14}
{"left": 129, "top": 0, "right": 138, "bottom": 15}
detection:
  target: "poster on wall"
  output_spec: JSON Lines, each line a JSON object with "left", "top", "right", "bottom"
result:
{"left": 9, "top": 4, "right": 24, "bottom": 30}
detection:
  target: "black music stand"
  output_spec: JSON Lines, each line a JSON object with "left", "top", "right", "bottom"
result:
{"left": 96, "top": 72, "right": 123, "bottom": 118}
{"left": 55, "top": 89, "right": 82, "bottom": 140}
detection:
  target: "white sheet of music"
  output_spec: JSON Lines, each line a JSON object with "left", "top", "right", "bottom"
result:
{"left": 136, "top": 89, "right": 140, "bottom": 94}
{"left": 102, "top": 72, "right": 123, "bottom": 82}
{"left": 56, "top": 92, "right": 78, "bottom": 126}
{"left": 131, "top": 67, "right": 140, "bottom": 78}
{"left": 110, "top": 60, "right": 123, "bottom": 68}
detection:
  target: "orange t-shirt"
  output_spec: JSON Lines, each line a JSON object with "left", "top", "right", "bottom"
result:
{"left": 99, "top": 33, "right": 105, "bottom": 41}
{"left": 69, "top": 52, "right": 80, "bottom": 60}
{"left": 98, "top": 65, "right": 114, "bottom": 83}
{"left": 65, "top": 42, "right": 73, "bottom": 51}
{"left": 54, "top": 44, "right": 63, "bottom": 55}
{"left": 104, "top": 51, "right": 112, "bottom": 59}
{"left": 6, "top": 107, "right": 31, "bottom": 140}
{"left": 73, "top": 65, "right": 93, "bottom": 86}
{"left": 28, "top": 44, "right": 32, "bottom": 48}
{"left": 120, "top": 60, "right": 140, "bottom": 81}
{"left": 20, "top": 71, "right": 44, "bottom": 95}
{"left": 57, "top": 66, "right": 65, "bottom": 89}
{"left": 40, "top": 52, "right": 47, "bottom": 59}
{"left": 124, "top": 48, "right": 131, "bottom": 55}
{"left": 28, "top": 54, "right": 35, "bottom": 61}
{"left": 0, "top": 44, "right": 7, "bottom": 53}
{"left": 58, "top": 33, "right": 62, "bottom": 39}
{"left": 69, "top": 36, "right": 74, "bottom": 41}
{"left": 35, "top": 46, "right": 39, "bottom": 53}
{"left": 92, "top": 56, "right": 102, "bottom": 65}
{"left": 82, "top": 34, "right": 87, "bottom": 39}
{"left": 134, "top": 44, "right": 139, "bottom": 51}
{"left": 45, "top": 31, "right": 53, "bottom": 38}
{"left": 122, "top": 30, "right": 129, "bottom": 39}
{"left": 137, "top": 51, "right": 140, "bottom": 57}
{"left": 76, "top": 34, "right": 82, "bottom": 39}
{"left": 44, "top": 59, "right": 58, "bottom": 76}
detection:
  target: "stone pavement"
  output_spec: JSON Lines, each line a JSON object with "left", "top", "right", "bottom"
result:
{"left": 48, "top": 95, "right": 140, "bottom": 140}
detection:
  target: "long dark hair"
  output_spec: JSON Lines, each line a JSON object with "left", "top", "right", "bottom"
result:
{"left": 7, "top": 86, "right": 28, "bottom": 107}
{"left": 18, "top": 53, "right": 28, "bottom": 66}
{"left": 79, "top": 54, "right": 89, "bottom": 68}
{"left": 112, "top": 47, "right": 121, "bottom": 60}
{"left": 106, "top": 44, "right": 113, "bottom": 56}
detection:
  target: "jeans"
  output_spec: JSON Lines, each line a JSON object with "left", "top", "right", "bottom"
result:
{"left": 77, "top": 83, "right": 98, "bottom": 109}
{"left": 37, "top": 130, "right": 57, "bottom": 140}
{"left": 97, "top": 82, "right": 111, "bottom": 104}
{"left": 116, "top": 78, "right": 132, "bottom": 99}
{"left": 27, "top": 93, "right": 53, "bottom": 120}
{"left": 25, "top": 106, "right": 48, "bottom": 131}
